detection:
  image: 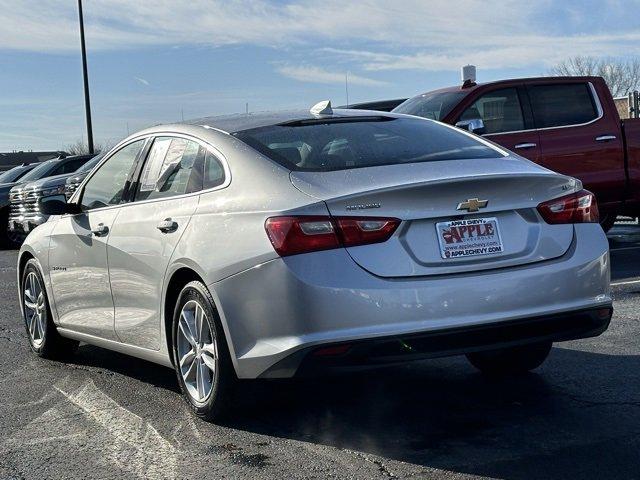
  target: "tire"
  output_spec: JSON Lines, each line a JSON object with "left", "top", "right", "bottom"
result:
{"left": 21, "top": 259, "right": 79, "bottom": 359}
{"left": 466, "top": 341, "right": 552, "bottom": 376}
{"left": 171, "top": 280, "right": 235, "bottom": 422}
{"left": 599, "top": 212, "right": 617, "bottom": 233}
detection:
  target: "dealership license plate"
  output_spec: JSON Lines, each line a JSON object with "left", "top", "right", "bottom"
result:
{"left": 436, "top": 217, "right": 504, "bottom": 259}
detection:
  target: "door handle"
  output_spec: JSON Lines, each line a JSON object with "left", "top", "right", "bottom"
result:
{"left": 514, "top": 142, "right": 537, "bottom": 149}
{"left": 596, "top": 135, "right": 617, "bottom": 142}
{"left": 157, "top": 218, "right": 178, "bottom": 233}
{"left": 91, "top": 223, "right": 109, "bottom": 237}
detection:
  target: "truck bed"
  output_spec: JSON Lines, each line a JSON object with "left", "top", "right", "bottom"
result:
{"left": 622, "top": 118, "right": 640, "bottom": 208}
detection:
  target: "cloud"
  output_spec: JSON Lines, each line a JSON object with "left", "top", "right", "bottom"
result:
{"left": 276, "top": 65, "right": 387, "bottom": 87}
{"left": 0, "top": 0, "right": 640, "bottom": 77}
{"left": 134, "top": 76, "right": 150, "bottom": 86}
{"left": 1, "top": 0, "right": 640, "bottom": 75}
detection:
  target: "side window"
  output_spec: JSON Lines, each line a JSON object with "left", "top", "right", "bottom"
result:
{"left": 203, "top": 150, "right": 226, "bottom": 189}
{"left": 459, "top": 88, "right": 525, "bottom": 134}
{"left": 55, "top": 158, "right": 86, "bottom": 175}
{"left": 80, "top": 140, "right": 144, "bottom": 210}
{"left": 529, "top": 83, "right": 598, "bottom": 128}
{"left": 136, "top": 137, "right": 203, "bottom": 201}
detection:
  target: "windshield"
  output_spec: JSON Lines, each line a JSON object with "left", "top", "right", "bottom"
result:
{"left": 18, "top": 160, "right": 56, "bottom": 182}
{"left": 235, "top": 116, "right": 502, "bottom": 172}
{"left": 393, "top": 91, "right": 466, "bottom": 120}
{"left": 0, "top": 165, "right": 31, "bottom": 183}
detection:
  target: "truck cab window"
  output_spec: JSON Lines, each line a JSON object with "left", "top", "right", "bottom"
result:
{"left": 529, "top": 83, "right": 598, "bottom": 128}
{"left": 459, "top": 88, "right": 525, "bottom": 134}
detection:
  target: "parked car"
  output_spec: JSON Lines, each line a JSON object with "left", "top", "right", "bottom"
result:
{"left": 18, "top": 104, "right": 612, "bottom": 421}
{"left": 9, "top": 154, "right": 101, "bottom": 235}
{"left": 3, "top": 155, "right": 95, "bottom": 247}
{"left": 0, "top": 164, "right": 42, "bottom": 247}
{"left": 394, "top": 76, "right": 640, "bottom": 230}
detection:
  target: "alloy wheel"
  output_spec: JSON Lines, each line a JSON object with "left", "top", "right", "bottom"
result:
{"left": 23, "top": 272, "right": 46, "bottom": 348}
{"left": 176, "top": 299, "right": 218, "bottom": 403}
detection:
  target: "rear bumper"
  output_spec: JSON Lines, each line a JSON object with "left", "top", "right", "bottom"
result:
{"left": 276, "top": 306, "right": 612, "bottom": 377}
{"left": 211, "top": 223, "right": 611, "bottom": 379}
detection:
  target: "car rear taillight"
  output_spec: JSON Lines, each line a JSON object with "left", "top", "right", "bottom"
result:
{"left": 264, "top": 216, "right": 400, "bottom": 256}
{"left": 537, "top": 189, "right": 599, "bottom": 224}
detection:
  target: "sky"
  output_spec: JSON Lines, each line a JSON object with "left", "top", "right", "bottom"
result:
{"left": 2, "top": 0, "right": 640, "bottom": 151}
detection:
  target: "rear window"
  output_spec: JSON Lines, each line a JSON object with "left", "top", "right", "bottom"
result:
{"left": 529, "top": 83, "right": 599, "bottom": 128}
{"left": 234, "top": 117, "right": 503, "bottom": 172}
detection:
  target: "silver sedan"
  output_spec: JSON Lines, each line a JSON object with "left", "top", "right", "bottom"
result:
{"left": 18, "top": 103, "right": 612, "bottom": 421}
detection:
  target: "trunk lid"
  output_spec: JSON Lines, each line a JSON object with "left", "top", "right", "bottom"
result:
{"left": 290, "top": 157, "right": 579, "bottom": 277}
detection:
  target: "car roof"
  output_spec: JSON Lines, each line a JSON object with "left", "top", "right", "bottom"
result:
{"left": 185, "top": 108, "right": 403, "bottom": 134}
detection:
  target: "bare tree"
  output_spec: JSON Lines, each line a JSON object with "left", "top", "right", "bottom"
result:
{"left": 64, "top": 140, "right": 105, "bottom": 156}
{"left": 549, "top": 56, "right": 640, "bottom": 97}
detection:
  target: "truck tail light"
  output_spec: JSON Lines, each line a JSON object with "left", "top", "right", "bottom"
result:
{"left": 264, "top": 216, "right": 400, "bottom": 256}
{"left": 537, "top": 189, "right": 599, "bottom": 224}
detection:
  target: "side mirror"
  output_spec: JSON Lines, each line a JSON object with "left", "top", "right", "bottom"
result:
{"left": 455, "top": 118, "right": 485, "bottom": 135}
{"left": 39, "top": 195, "right": 81, "bottom": 215}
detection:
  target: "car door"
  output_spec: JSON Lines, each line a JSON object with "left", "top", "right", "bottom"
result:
{"left": 527, "top": 81, "right": 626, "bottom": 206}
{"left": 456, "top": 86, "right": 542, "bottom": 161}
{"left": 48, "top": 139, "right": 147, "bottom": 339}
{"left": 107, "top": 135, "right": 216, "bottom": 349}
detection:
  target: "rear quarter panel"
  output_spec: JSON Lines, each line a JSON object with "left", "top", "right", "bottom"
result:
{"left": 167, "top": 131, "right": 325, "bottom": 286}
{"left": 165, "top": 131, "right": 327, "bottom": 368}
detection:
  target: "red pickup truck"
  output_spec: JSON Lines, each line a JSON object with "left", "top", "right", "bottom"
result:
{"left": 393, "top": 76, "right": 640, "bottom": 230}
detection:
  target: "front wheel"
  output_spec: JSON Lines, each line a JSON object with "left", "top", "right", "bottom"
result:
{"left": 22, "top": 259, "right": 78, "bottom": 358}
{"left": 172, "top": 281, "right": 235, "bottom": 422}
{"left": 466, "top": 341, "right": 552, "bottom": 375}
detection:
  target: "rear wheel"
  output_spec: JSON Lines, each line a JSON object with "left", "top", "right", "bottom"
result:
{"left": 172, "top": 281, "right": 235, "bottom": 422}
{"left": 22, "top": 259, "right": 79, "bottom": 358}
{"left": 466, "top": 341, "right": 552, "bottom": 375}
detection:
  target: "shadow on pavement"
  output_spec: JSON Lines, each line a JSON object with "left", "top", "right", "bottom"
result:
{"left": 222, "top": 347, "right": 640, "bottom": 479}
{"left": 65, "top": 337, "right": 640, "bottom": 479}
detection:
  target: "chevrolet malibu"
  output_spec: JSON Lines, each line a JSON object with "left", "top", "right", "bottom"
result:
{"left": 18, "top": 103, "right": 612, "bottom": 421}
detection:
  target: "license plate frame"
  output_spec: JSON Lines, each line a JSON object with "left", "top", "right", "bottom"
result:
{"left": 436, "top": 217, "right": 504, "bottom": 260}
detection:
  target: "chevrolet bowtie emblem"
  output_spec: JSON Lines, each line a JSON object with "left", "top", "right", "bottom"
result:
{"left": 457, "top": 198, "right": 488, "bottom": 212}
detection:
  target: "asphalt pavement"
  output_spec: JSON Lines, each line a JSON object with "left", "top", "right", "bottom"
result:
{"left": 1, "top": 224, "right": 639, "bottom": 479}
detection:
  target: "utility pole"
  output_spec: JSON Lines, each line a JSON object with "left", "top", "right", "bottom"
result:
{"left": 345, "top": 72, "right": 350, "bottom": 108}
{"left": 78, "top": 0, "right": 94, "bottom": 154}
